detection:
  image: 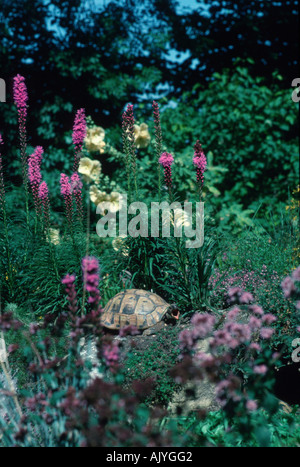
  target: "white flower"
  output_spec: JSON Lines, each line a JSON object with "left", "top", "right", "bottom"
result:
{"left": 78, "top": 157, "right": 101, "bottom": 183}
{"left": 133, "top": 123, "right": 151, "bottom": 148}
{"left": 85, "top": 126, "right": 106, "bottom": 154}
{"left": 47, "top": 228, "right": 60, "bottom": 245}
{"left": 89, "top": 187, "right": 125, "bottom": 214}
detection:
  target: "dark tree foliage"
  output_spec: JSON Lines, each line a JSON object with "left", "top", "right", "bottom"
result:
{"left": 0, "top": 0, "right": 298, "bottom": 175}
{"left": 154, "top": 0, "right": 299, "bottom": 93}
{"left": 0, "top": 0, "right": 171, "bottom": 168}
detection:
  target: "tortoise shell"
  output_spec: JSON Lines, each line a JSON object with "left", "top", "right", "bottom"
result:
{"left": 101, "top": 289, "right": 170, "bottom": 330}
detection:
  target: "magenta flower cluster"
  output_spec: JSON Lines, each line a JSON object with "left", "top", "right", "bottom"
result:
{"left": 82, "top": 256, "right": 102, "bottom": 310}
{"left": 281, "top": 266, "right": 300, "bottom": 305}
{"left": 159, "top": 152, "right": 174, "bottom": 188}
{"left": 28, "top": 146, "right": 44, "bottom": 214}
{"left": 60, "top": 171, "right": 84, "bottom": 228}
{"left": 193, "top": 140, "right": 207, "bottom": 187}
{"left": 13, "top": 74, "right": 29, "bottom": 187}
{"left": 13, "top": 74, "right": 28, "bottom": 115}
{"left": 72, "top": 108, "right": 87, "bottom": 172}
{"left": 71, "top": 173, "right": 83, "bottom": 223}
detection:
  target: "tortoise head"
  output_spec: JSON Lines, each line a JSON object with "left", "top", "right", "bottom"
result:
{"left": 164, "top": 304, "right": 180, "bottom": 323}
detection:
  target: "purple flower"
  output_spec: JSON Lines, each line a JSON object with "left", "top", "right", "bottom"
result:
{"left": 159, "top": 152, "right": 174, "bottom": 168}
{"left": 72, "top": 108, "right": 86, "bottom": 171}
{"left": 193, "top": 140, "right": 207, "bottom": 187}
{"left": 60, "top": 173, "right": 71, "bottom": 197}
{"left": 249, "top": 305, "right": 264, "bottom": 316}
{"left": 13, "top": 74, "right": 28, "bottom": 113}
{"left": 253, "top": 364, "right": 267, "bottom": 375}
{"left": 260, "top": 327, "right": 274, "bottom": 339}
{"left": 159, "top": 152, "right": 174, "bottom": 188}
{"left": 292, "top": 267, "right": 300, "bottom": 281}
{"left": 38, "top": 180, "right": 48, "bottom": 200}
{"left": 262, "top": 313, "right": 277, "bottom": 325}
{"left": 191, "top": 313, "right": 215, "bottom": 339}
{"left": 246, "top": 399, "right": 258, "bottom": 411}
{"left": 62, "top": 274, "right": 78, "bottom": 315}
{"left": 249, "top": 316, "right": 262, "bottom": 330}
{"left": 239, "top": 292, "right": 253, "bottom": 304}
{"left": 102, "top": 339, "right": 120, "bottom": 371}
{"left": 82, "top": 256, "right": 102, "bottom": 311}
{"left": 28, "top": 146, "right": 44, "bottom": 213}
{"left": 227, "top": 306, "right": 240, "bottom": 320}
{"left": 71, "top": 173, "right": 83, "bottom": 223}
{"left": 281, "top": 276, "right": 296, "bottom": 298}
{"left": 13, "top": 75, "right": 28, "bottom": 188}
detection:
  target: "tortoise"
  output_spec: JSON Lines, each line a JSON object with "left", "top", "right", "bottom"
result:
{"left": 101, "top": 289, "right": 180, "bottom": 334}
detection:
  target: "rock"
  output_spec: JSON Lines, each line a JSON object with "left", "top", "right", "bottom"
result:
{"left": 167, "top": 337, "right": 220, "bottom": 415}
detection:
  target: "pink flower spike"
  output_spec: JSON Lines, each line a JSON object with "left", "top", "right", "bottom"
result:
{"left": 72, "top": 108, "right": 86, "bottom": 171}
{"left": 72, "top": 108, "right": 86, "bottom": 147}
{"left": 13, "top": 74, "right": 28, "bottom": 112}
{"left": 159, "top": 152, "right": 174, "bottom": 168}
{"left": 193, "top": 140, "right": 207, "bottom": 186}
{"left": 159, "top": 152, "right": 174, "bottom": 189}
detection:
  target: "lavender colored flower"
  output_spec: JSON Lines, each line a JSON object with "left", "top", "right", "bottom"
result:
{"left": 178, "top": 329, "right": 196, "bottom": 351}
{"left": 253, "top": 364, "right": 268, "bottom": 375}
{"left": 191, "top": 313, "right": 216, "bottom": 339}
{"left": 239, "top": 291, "right": 254, "bottom": 304}
{"left": 281, "top": 276, "right": 296, "bottom": 298}
{"left": 102, "top": 339, "right": 120, "bottom": 371}
{"left": 260, "top": 327, "right": 274, "bottom": 339}
{"left": 246, "top": 399, "right": 258, "bottom": 411}
{"left": 227, "top": 306, "right": 240, "bottom": 320}
{"left": 82, "top": 256, "right": 101, "bottom": 311}
{"left": 262, "top": 313, "right": 277, "bottom": 325}
{"left": 249, "top": 342, "right": 261, "bottom": 351}
{"left": 248, "top": 316, "right": 262, "bottom": 330}
{"left": 249, "top": 304, "right": 264, "bottom": 316}
{"left": 292, "top": 266, "right": 300, "bottom": 281}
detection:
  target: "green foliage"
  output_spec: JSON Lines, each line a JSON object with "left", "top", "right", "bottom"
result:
{"left": 155, "top": 65, "right": 298, "bottom": 226}
{"left": 124, "top": 326, "right": 181, "bottom": 406}
{"left": 175, "top": 409, "right": 300, "bottom": 447}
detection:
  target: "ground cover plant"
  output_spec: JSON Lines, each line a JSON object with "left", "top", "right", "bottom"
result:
{"left": 0, "top": 67, "right": 299, "bottom": 448}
